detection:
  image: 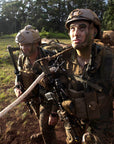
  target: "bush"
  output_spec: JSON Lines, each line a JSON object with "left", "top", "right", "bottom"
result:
{"left": 1, "top": 32, "right": 69, "bottom": 39}
{"left": 0, "top": 33, "right": 17, "bottom": 39}
{"left": 40, "top": 31, "right": 69, "bottom": 39}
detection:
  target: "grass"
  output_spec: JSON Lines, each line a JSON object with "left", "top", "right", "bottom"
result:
{"left": 0, "top": 37, "right": 22, "bottom": 119}
{"left": 0, "top": 39, "right": 16, "bottom": 87}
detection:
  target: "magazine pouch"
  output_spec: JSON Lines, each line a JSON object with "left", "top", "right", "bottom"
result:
{"left": 84, "top": 91, "right": 100, "bottom": 120}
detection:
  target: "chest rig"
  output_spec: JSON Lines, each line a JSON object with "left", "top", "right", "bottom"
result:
{"left": 19, "top": 47, "right": 50, "bottom": 99}
{"left": 67, "top": 44, "right": 111, "bottom": 120}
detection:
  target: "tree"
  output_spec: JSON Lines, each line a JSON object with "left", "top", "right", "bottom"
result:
{"left": 29, "top": 0, "right": 49, "bottom": 31}
{"left": 0, "top": 1, "right": 24, "bottom": 33}
{"left": 0, "top": 0, "right": 111, "bottom": 34}
{"left": 102, "top": 0, "right": 114, "bottom": 30}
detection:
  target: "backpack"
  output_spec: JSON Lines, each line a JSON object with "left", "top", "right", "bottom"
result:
{"left": 41, "top": 38, "right": 70, "bottom": 53}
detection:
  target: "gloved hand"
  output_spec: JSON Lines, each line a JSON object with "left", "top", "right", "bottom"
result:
{"left": 14, "top": 87, "right": 22, "bottom": 97}
{"left": 62, "top": 99, "right": 75, "bottom": 115}
{"left": 48, "top": 112, "right": 59, "bottom": 126}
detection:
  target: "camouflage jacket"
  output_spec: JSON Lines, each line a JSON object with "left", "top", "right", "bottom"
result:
{"left": 15, "top": 47, "right": 55, "bottom": 98}
{"left": 61, "top": 43, "right": 113, "bottom": 120}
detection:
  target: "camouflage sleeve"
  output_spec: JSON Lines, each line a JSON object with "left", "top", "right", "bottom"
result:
{"left": 15, "top": 54, "right": 24, "bottom": 86}
{"left": 100, "top": 46, "right": 113, "bottom": 93}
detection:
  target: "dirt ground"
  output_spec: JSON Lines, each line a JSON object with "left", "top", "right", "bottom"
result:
{"left": 0, "top": 102, "right": 66, "bottom": 144}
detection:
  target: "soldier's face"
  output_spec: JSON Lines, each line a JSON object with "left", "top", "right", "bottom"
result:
{"left": 69, "top": 21, "right": 94, "bottom": 50}
{"left": 19, "top": 43, "right": 38, "bottom": 57}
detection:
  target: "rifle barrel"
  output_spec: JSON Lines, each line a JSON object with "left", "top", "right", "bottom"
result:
{"left": 7, "top": 46, "right": 20, "bottom": 74}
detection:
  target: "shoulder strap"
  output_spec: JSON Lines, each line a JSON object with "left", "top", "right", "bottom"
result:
{"left": 84, "top": 43, "right": 103, "bottom": 78}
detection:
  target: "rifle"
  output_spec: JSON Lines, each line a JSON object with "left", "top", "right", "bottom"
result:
{"left": 74, "top": 75, "right": 103, "bottom": 92}
{"left": 7, "top": 46, "right": 20, "bottom": 77}
{"left": 38, "top": 56, "right": 83, "bottom": 143}
{"left": 7, "top": 46, "right": 33, "bottom": 114}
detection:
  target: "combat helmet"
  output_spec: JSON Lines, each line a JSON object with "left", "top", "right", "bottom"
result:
{"left": 15, "top": 25, "right": 41, "bottom": 44}
{"left": 65, "top": 9, "right": 101, "bottom": 38}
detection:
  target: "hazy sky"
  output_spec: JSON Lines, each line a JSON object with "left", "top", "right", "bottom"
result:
{"left": 105, "top": 0, "right": 108, "bottom": 3}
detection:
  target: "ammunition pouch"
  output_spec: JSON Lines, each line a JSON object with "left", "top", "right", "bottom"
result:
{"left": 21, "top": 71, "right": 34, "bottom": 89}
{"left": 69, "top": 88, "right": 106, "bottom": 120}
{"left": 84, "top": 91, "right": 100, "bottom": 120}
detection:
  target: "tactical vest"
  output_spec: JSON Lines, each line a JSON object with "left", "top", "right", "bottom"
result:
{"left": 17, "top": 47, "right": 55, "bottom": 100}
{"left": 63, "top": 44, "right": 113, "bottom": 120}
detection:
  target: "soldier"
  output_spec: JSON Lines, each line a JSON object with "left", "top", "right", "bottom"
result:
{"left": 14, "top": 25, "right": 58, "bottom": 144}
{"left": 59, "top": 8, "right": 114, "bottom": 144}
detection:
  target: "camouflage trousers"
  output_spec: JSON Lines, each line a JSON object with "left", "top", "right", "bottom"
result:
{"left": 27, "top": 96, "right": 40, "bottom": 119}
{"left": 27, "top": 96, "right": 57, "bottom": 144}
{"left": 39, "top": 101, "right": 57, "bottom": 144}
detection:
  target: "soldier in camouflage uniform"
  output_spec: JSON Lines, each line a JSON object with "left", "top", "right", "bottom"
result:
{"left": 14, "top": 25, "right": 58, "bottom": 144}
{"left": 59, "top": 9, "right": 114, "bottom": 144}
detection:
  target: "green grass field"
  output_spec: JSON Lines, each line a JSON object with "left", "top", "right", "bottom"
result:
{"left": 0, "top": 37, "right": 17, "bottom": 107}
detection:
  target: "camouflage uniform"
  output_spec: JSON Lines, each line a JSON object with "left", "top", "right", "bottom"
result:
{"left": 61, "top": 43, "right": 114, "bottom": 144}
{"left": 16, "top": 47, "right": 57, "bottom": 144}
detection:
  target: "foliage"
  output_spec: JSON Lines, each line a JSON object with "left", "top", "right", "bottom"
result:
{"left": 0, "top": 33, "right": 17, "bottom": 39}
{"left": 40, "top": 31, "right": 69, "bottom": 39}
{"left": 102, "top": 1, "right": 114, "bottom": 30}
{"left": 0, "top": 31, "right": 69, "bottom": 39}
{"left": 0, "top": 0, "right": 112, "bottom": 34}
